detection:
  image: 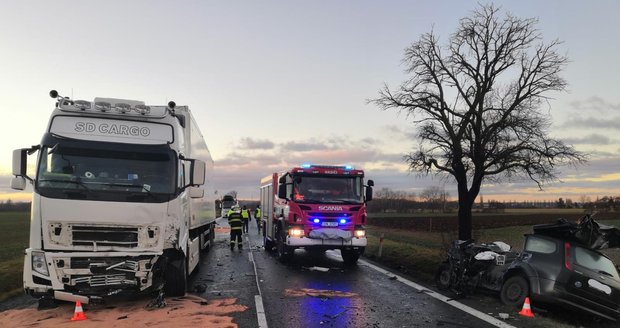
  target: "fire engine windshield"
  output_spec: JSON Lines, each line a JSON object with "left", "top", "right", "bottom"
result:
{"left": 292, "top": 175, "right": 363, "bottom": 204}
{"left": 36, "top": 145, "right": 176, "bottom": 202}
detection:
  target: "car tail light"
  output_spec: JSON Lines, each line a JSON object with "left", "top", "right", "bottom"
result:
{"left": 564, "top": 242, "right": 572, "bottom": 270}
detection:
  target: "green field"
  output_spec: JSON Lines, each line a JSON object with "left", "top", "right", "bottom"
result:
{"left": 0, "top": 211, "right": 30, "bottom": 302}
{"left": 365, "top": 217, "right": 620, "bottom": 283}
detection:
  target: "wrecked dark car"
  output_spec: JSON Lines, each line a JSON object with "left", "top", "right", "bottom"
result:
{"left": 500, "top": 215, "right": 620, "bottom": 321}
{"left": 436, "top": 239, "right": 518, "bottom": 296}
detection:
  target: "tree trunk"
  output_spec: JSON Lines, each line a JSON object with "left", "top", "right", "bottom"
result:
{"left": 458, "top": 196, "right": 473, "bottom": 240}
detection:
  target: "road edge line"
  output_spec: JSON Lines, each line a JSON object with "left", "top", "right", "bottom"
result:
{"left": 358, "top": 259, "right": 517, "bottom": 328}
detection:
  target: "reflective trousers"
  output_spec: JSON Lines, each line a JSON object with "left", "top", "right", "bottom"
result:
{"left": 230, "top": 230, "right": 242, "bottom": 249}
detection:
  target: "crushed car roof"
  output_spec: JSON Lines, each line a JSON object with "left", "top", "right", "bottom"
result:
{"left": 532, "top": 214, "right": 620, "bottom": 250}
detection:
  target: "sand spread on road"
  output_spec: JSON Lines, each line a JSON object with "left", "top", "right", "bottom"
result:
{"left": 0, "top": 294, "right": 248, "bottom": 328}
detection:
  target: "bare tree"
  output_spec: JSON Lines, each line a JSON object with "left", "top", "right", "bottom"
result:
{"left": 420, "top": 186, "right": 450, "bottom": 213}
{"left": 371, "top": 5, "right": 585, "bottom": 239}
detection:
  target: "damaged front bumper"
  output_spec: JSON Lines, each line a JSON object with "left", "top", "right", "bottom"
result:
{"left": 23, "top": 248, "right": 163, "bottom": 304}
{"left": 287, "top": 228, "right": 367, "bottom": 248}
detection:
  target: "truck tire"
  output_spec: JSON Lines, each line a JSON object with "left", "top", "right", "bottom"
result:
{"left": 276, "top": 232, "right": 292, "bottom": 262}
{"left": 435, "top": 262, "right": 451, "bottom": 290}
{"left": 164, "top": 257, "right": 187, "bottom": 297}
{"left": 341, "top": 249, "right": 360, "bottom": 266}
{"left": 500, "top": 275, "right": 529, "bottom": 307}
{"left": 263, "top": 222, "right": 274, "bottom": 252}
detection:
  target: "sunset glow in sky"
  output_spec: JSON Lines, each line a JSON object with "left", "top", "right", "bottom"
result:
{"left": 1, "top": 0, "right": 619, "bottom": 203}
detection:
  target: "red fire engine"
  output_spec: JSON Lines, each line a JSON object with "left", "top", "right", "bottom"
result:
{"left": 259, "top": 164, "right": 374, "bottom": 265}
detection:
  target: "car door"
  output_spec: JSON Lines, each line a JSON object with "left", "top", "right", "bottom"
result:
{"left": 565, "top": 244, "right": 620, "bottom": 310}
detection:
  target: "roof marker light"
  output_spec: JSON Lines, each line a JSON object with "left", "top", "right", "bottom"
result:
{"left": 135, "top": 104, "right": 150, "bottom": 115}
{"left": 95, "top": 101, "right": 111, "bottom": 112}
{"left": 74, "top": 100, "right": 91, "bottom": 110}
{"left": 114, "top": 103, "right": 131, "bottom": 113}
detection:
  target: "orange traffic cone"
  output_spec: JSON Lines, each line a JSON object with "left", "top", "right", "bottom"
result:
{"left": 71, "top": 300, "right": 87, "bottom": 321}
{"left": 518, "top": 297, "right": 535, "bottom": 318}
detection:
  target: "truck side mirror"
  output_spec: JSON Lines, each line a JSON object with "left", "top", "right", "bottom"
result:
{"left": 278, "top": 183, "right": 288, "bottom": 200}
{"left": 365, "top": 185, "right": 373, "bottom": 202}
{"left": 190, "top": 159, "right": 206, "bottom": 186}
{"left": 12, "top": 149, "right": 27, "bottom": 176}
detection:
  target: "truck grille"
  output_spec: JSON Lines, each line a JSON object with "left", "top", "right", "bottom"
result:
{"left": 72, "top": 226, "right": 139, "bottom": 247}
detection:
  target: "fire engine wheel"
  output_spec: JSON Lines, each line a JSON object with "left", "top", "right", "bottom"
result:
{"left": 263, "top": 223, "right": 274, "bottom": 252}
{"left": 164, "top": 257, "right": 187, "bottom": 297}
{"left": 341, "top": 249, "right": 360, "bottom": 266}
{"left": 435, "top": 262, "right": 451, "bottom": 290}
{"left": 276, "top": 233, "right": 292, "bottom": 262}
{"left": 500, "top": 275, "right": 529, "bottom": 307}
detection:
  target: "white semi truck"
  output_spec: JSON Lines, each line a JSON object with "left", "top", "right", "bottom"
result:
{"left": 11, "top": 90, "right": 216, "bottom": 305}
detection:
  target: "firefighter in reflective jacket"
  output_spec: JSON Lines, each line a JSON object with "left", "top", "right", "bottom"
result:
{"left": 254, "top": 205, "right": 261, "bottom": 233}
{"left": 228, "top": 206, "right": 243, "bottom": 250}
{"left": 241, "top": 205, "right": 251, "bottom": 234}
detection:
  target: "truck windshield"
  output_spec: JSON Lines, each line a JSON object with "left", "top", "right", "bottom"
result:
{"left": 292, "top": 175, "right": 363, "bottom": 204}
{"left": 36, "top": 145, "right": 175, "bottom": 202}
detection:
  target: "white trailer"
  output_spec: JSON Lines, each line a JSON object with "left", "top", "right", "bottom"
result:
{"left": 11, "top": 90, "right": 216, "bottom": 304}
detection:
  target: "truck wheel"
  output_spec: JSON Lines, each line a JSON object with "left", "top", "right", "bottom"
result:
{"left": 164, "top": 257, "right": 187, "bottom": 297}
{"left": 435, "top": 262, "right": 451, "bottom": 290}
{"left": 500, "top": 275, "right": 529, "bottom": 307}
{"left": 341, "top": 249, "right": 360, "bottom": 266}
{"left": 263, "top": 223, "right": 274, "bottom": 252}
{"left": 276, "top": 233, "right": 292, "bottom": 262}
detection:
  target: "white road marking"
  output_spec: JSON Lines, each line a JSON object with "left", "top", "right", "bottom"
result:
{"left": 248, "top": 232, "right": 268, "bottom": 328}
{"left": 255, "top": 295, "right": 268, "bottom": 328}
{"left": 358, "top": 259, "right": 517, "bottom": 328}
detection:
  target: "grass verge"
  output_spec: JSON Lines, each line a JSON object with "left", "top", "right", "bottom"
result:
{"left": 0, "top": 211, "right": 29, "bottom": 302}
{"left": 364, "top": 218, "right": 620, "bottom": 284}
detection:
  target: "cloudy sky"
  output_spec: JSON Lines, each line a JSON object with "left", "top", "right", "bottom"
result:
{"left": 1, "top": 0, "right": 619, "bottom": 202}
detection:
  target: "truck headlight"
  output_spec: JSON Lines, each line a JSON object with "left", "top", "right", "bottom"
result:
{"left": 354, "top": 229, "right": 366, "bottom": 238}
{"left": 288, "top": 226, "right": 305, "bottom": 237}
{"left": 32, "top": 251, "right": 49, "bottom": 276}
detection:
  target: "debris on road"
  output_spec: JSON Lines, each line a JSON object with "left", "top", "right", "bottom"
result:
{"left": 285, "top": 288, "right": 358, "bottom": 298}
{"left": 303, "top": 266, "right": 330, "bottom": 272}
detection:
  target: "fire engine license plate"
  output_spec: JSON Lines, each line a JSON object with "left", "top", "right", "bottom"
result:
{"left": 321, "top": 222, "right": 338, "bottom": 227}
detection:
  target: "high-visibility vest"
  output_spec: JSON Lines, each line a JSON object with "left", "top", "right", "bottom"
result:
{"left": 228, "top": 212, "right": 243, "bottom": 230}
{"left": 255, "top": 208, "right": 261, "bottom": 220}
{"left": 241, "top": 209, "right": 250, "bottom": 220}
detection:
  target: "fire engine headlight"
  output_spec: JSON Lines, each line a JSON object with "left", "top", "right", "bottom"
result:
{"left": 32, "top": 251, "right": 49, "bottom": 276}
{"left": 289, "top": 226, "right": 305, "bottom": 237}
{"left": 354, "top": 229, "right": 366, "bottom": 238}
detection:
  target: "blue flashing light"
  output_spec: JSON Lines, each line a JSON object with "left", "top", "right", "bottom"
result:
{"left": 313, "top": 218, "right": 320, "bottom": 224}
{"left": 301, "top": 163, "right": 312, "bottom": 168}
{"left": 344, "top": 165, "right": 354, "bottom": 170}
{"left": 339, "top": 218, "right": 347, "bottom": 224}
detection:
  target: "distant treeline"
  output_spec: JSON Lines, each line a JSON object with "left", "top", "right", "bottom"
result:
{"left": 0, "top": 201, "right": 30, "bottom": 212}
